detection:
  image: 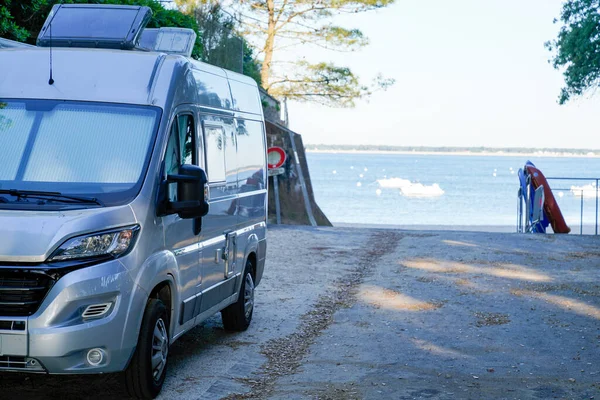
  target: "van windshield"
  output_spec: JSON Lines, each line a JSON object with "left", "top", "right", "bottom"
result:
{"left": 0, "top": 99, "right": 160, "bottom": 208}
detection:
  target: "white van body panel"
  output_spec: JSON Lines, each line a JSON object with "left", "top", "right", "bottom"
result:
{"left": 0, "top": 44, "right": 267, "bottom": 374}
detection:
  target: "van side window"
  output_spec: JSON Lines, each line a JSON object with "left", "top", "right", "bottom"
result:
{"left": 229, "top": 80, "right": 262, "bottom": 114}
{"left": 178, "top": 115, "right": 195, "bottom": 165}
{"left": 204, "top": 125, "right": 226, "bottom": 183}
{"left": 165, "top": 114, "right": 196, "bottom": 202}
{"left": 236, "top": 119, "right": 266, "bottom": 190}
{"left": 164, "top": 122, "right": 180, "bottom": 202}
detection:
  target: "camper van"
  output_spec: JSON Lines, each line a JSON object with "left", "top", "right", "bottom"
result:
{"left": 0, "top": 4, "right": 267, "bottom": 398}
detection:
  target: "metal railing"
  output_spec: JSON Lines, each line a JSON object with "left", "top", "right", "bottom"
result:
{"left": 545, "top": 177, "right": 600, "bottom": 235}
{"left": 519, "top": 176, "right": 600, "bottom": 235}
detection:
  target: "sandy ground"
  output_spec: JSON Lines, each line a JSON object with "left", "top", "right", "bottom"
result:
{"left": 1, "top": 226, "right": 599, "bottom": 399}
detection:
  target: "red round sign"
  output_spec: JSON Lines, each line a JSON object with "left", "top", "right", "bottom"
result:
{"left": 267, "top": 146, "right": 286, "bottom": 169}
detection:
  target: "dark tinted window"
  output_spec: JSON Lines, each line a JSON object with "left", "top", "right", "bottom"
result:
{"left": 165, "top": 114, "right": 196, "bottom": 201}
{"left": 165, "top": 123, "right": 180, "bottom": 202}
{"left": 178, "top": 115, "right": 195, "bottom": 165}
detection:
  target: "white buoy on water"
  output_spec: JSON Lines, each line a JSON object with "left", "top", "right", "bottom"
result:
{"left": 332, "top": 170, "right": 337, "bottom": 174}
{"left": 559, "top": 192, "right": 564, "bottom": 198}
{"left": 376, "top": 189, "right": 382, "bottom": 196}
{"left": 359, "top": 174, "right": 364, "bottom": 178}
{"left": 364, "top": 167, "right": 368, "bottom": 172}
{"left": 493, "top": 172, "right": 497, "bottom": 177}
{"left": 356, "top": 182, "right": 362, "bottom": 187}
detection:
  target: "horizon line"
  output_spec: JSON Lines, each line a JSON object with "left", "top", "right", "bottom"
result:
{"left": 305, "top": 144, "right": 600, "bottom": 153}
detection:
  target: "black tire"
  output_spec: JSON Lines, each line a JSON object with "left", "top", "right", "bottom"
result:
{"left": 221, "top": 259, "right": 255, "bottom": 331}
{"left": 125, "top": 298, "right": 169, "bottom": 399}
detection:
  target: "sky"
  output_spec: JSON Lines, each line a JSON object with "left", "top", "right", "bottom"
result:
{"left": 281, "top": 0, "right": 600, "bottom": 149}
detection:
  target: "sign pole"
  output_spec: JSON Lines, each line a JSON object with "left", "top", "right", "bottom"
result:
{"left": 267, "top": 145, "right": 286, "bottom": 225}
{"left": 273, "top": 174, "right": 281, "bottom": 224}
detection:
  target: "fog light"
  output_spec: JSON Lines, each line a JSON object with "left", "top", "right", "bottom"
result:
{"left": 86, "top": 348, "right": 105, "bottom": 366}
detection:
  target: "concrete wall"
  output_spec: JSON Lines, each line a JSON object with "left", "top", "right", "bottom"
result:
{"left": 259, "top": 88, "right": 330, "bottom": 226}
{"left": 265, "top": 121, "right": 331, "bottom": 226}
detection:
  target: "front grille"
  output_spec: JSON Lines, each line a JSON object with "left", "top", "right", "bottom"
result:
{"left": 0, "top": 356, "right": 45, "bottom": 372}
{"left": 0, "top": 271, "right": 54, "bottom": 316}
{"left": 0, "top": 320, "right": 26, "bottom": 331}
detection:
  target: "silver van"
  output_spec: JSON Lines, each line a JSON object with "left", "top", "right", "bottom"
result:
{"left": 0, "top": 4, "right": 267, "bottom": 398}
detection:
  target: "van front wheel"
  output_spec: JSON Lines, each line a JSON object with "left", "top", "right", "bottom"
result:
{"left": 221, "top": 260, "right": 254, "bottom": 331}
{"left": 125, "top": 298, "right": 169, "bottom": 399}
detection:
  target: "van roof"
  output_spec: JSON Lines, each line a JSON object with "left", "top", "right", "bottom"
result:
{"left": 0, "top": 38, "right": 35, "bottom": 49}
{"left": 0, "top": 46, "right": 259, "bottom": 112}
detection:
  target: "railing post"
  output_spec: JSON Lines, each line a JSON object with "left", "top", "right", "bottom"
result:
{"left": 595, "top": 178, "right": 598, "bottom": 236}
{"left": 517, "top": 188, "right": 522, "bottom": 233}
{"left": 580, "top": 190, "right": 584, "bottom": 235}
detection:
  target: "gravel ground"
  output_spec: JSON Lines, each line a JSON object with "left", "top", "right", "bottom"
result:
{"left": 1, "top": 226, "right": 599, "bottom": 399}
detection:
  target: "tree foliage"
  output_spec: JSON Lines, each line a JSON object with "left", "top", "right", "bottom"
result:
{"left": 242, "top": 40, "right": 262, "bottom": 85}
{"left": 547, "top": 0, "right": 600, "bottom": 104}
{"left": 0, "top": 0, "right": 202, "bottom": 59}
{"left": 268, "top": 61, "right": 393, "bottom": 107}
{"left": 0, "top": 0, "right": 48, "bottom": 42}
{"left": 176, "top": 0, "right": 395, "bottom": 107}
{"left": 190, "top": 2, "right": 262, "bottom": 84}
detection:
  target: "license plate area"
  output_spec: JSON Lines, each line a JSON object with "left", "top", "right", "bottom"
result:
{"left": 0, "top": 319, "right": 28, "bottom": 356}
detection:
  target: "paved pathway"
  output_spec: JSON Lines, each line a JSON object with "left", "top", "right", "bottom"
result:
{"left": 1, "top": 227, "right": 599, "bottom": 399}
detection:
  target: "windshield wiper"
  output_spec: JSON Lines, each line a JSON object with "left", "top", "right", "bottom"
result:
{"left": 0, "top": 189, "right": 104, "bottom": 206}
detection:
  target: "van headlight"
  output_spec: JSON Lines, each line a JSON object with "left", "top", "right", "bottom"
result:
{"left": 48, "top": 226, "right": 140, "bottom": 262}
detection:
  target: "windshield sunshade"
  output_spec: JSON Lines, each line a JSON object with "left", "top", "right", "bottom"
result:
{"left": 0, "top": 100, "right": 160, "bottom": 207}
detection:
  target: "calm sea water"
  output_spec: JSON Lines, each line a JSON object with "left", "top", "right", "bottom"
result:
{"left": 306, "top": 152, "right": 600, "bottom": 227}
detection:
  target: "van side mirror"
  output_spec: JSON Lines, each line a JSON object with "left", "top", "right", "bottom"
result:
{"left": 166, "top": 164, "right": 209, "bottom": 219}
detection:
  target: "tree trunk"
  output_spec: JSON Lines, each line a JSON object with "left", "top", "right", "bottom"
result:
{"left": 260, "top": 0, "right": 276, "bottom": 91}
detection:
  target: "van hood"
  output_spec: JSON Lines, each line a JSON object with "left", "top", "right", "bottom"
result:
{"left": 0, "top": 206, "right": 137, "bottom": 263}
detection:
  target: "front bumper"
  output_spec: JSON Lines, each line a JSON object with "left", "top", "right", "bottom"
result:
{"left": 0, "top": 259, "right": 144, "bottom": 374}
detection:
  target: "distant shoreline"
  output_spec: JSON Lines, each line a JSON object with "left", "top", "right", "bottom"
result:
{"left": 306, "top": 149, "right": 600, "bottom": 158}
